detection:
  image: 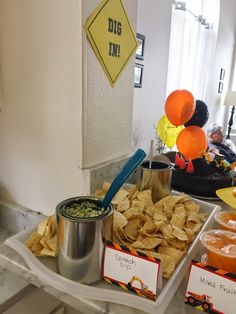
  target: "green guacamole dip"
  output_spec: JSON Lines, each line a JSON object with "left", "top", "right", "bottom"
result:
{"left": 64, "top": 201, "right": 106, "bottom": 218}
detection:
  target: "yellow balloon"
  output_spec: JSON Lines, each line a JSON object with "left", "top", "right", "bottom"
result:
{"left": 156, "top": 115, "right": 183, "bottom": 148}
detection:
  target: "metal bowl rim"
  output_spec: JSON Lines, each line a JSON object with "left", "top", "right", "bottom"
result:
{"left": 138, "top": 160, "right": 174, "bottom": 171}
{"left": 56, "top": 195, "right": 113, "bottom": 222}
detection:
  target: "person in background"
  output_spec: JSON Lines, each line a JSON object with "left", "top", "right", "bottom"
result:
{"left": 207, "top": 123, "right": 236, "bottom": 169}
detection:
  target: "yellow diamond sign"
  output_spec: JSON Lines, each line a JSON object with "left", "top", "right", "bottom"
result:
{"left": 84, "top": 0, "right": 138, "bottom": 87}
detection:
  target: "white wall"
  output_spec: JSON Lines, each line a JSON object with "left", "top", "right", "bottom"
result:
{"left": 202, "top": 0, "right": 236, "bottom": 140}
{"left": 132, "top": 0, "right": 172, "bottom": 154}
{"left": 81, "top": 0, "right": 138, "bottom": 168}
{"left": 0, "top": 0, "right": 87, "bottom": 214}
{"left": 0, "top": 0, "right": 138, "bottom": 214}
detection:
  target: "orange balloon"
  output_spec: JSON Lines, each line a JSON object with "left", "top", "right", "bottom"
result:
{"left": 176, "top": 126, "right": 208, "bottom": 160}
{"left": 165, "top": 90, "right": 195, "bottom": 126}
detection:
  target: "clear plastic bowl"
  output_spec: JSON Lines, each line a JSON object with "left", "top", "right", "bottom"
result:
{"left": 200, "top": 229, "right": 236, "bottom": 273}
{"left": 215, "top": 211, "right": 236, "bottom": 233}
{"left": 201, "top": 253, "right": 208, "bottom": 264}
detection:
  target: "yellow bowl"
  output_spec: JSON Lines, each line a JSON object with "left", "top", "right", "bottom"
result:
{"left": 216, "top": 187, "right": 236, "bottom": 209}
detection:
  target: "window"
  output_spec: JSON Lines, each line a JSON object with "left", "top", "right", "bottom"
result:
{"left": 166, "top": 0, "right": 220, "bottom": 99}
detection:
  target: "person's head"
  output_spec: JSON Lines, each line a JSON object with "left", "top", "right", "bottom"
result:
{"left": 207, "top": 123, "right": 224, "bottom": 144}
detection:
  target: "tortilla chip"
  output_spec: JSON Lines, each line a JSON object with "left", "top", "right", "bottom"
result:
{"left": 128, "top": 190, "right": 138, "bottom": 201}
{"left": 174, "top": 194, "right": 189, "bottom": 204}
{"left": 186, "top": 213, "right": 202, "bottom": 233}
{"left": 154, "top": 220, "right": 165, "bottom": 230}
{"left": 160, "top": 223, "right": 174, "bottom": 239}
{"left": 128, "top": 213, "right": 147, "bottom": 226}
{"left": 40, "top": 248, "right": 57, "bottom": 257}
{"left": 139, "top": 221, "right": 159, "bottom": 237}
{"left": 158, "top": 246, "right": 185, "bottom": 266}
{"left": 31, "top": 241, "right": 43, "bottom": 253}
{"left": 172, "top": 226, "right": 188, "bottom": 241}
{"left": 153, "top": 211, "right": 168, "bottom": 222}
{"left": 47, "top": 216, "right": 56, "bottom": 236}
{"left": 167, "top": 238, "right": 187, "bottom": 250}
{"left": 114, "top": 210, "right": 128, "bottom": 229}
{"left": 25, "top": 231, "right": 43, "bottom": 248}
{"left": 141, "top": 237, "right": 162, "bottom": 249}
{"left": 131, "top": 199, "right": 146, "bottom": 211}
{"left": 171, "top": 212, "right": 186, "bottom": 229}
{"left": 95, "top": 188, "right": 105, "bottom": 196}
{"left": 102, "top": 181, "right": 111, "bottom": 192}
{"left": 136, "top": 190, "right": 153, "bottom": 207}
{"left": 116, "top": 198, "right": 130, "bottom": 212}
{"left": 125, "top": 219, "right": 140, "bottom": 241}
{"left": 40, "top": 237, "right": 52, "bottom": 250}
{"left": 25, "top": 215, "right": 58, "bottom": 257}
{"left": 44, "top": 226, "right": 52, "bottom": 237}
{"left": 37, "top": 218, "right": 49, "bottom": 235}
{"left": 130, "top": 240, "right": 147, "bottom": 249}
{"left": 186, "top": 221, "right": 202, "bottom": 233}
{"left": 112, "top": 189, "right": 130, "bottom": 205}
{"left": 174, "top": 204, "right": 186, "bottom": 215}
{"left": 140, "top": 250, "right": 176, "bottom": 278}
{"left": 137, "top": 233, "right": 146, "bottom": 241}
{"left": 159, "top": 239, "right": 168, "bottom": 247}
{"left": 184, "top": 200, "right": 200, "bottom": 213}
{"left": 145, "top": 205, "right": 156, "bottom": 218}
{"left": 136, "top": 190, "right": 152, "bottom": 201}
{"left": 123, "top": 207, "right": 143, "bottom": 219}
{"left": 163, "top": 195, "right": 176, "bottom": 219}
{"left": 46, "top": 235, "right": 57, "bottom": 252}
{"left": 184, "top": 228, "right": 195, "bottom": 243}
{"left": 165, "top": 205, "right": 174, "bottom": 220}
{"left": 34, "top": 250, "right": 44, "bottom": 257}
{"left": 155, "top": 195, "right": 176, "bottom": 212}
{"left": 112, "top": 231, "right": 120, "bottom": 243}
{"left": 187, "top": 212, "right": 200, "bottom": 223}
{"left": 131, "top": 237, "right": 162, "bottom": 250}
{"left": 114, "top": 225, "right": 129, "bottom": 244}
{"left": 126, "top": 185, "right": 137, "bottom": 194}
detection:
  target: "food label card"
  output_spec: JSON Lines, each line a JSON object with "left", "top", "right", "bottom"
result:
{"left": 185, "top": 261, "right": 236, "bottom": 314}
{"left": 102, "top": 241, "right": 162, "bottom": 300}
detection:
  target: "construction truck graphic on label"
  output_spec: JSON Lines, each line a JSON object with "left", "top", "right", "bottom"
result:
{"left": 127, "top": 276, "right": 156, "bottom": 300}
{"left": 185, "top": 291, "right": 223, "bottom": 314}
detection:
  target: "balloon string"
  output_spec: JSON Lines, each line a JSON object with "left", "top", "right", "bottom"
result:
{"left": 149, "top": 140, "right": 154, "bottom": 169}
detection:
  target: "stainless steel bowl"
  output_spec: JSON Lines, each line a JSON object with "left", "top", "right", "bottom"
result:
{"left": 137, "top": 161, "right": 173, "bottom": 203}
{"left": 56, "top": 196, "right": 113, "bottom": 282}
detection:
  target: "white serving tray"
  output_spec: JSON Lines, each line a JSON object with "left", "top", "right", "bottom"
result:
{"left": 5, "top": 195, "right": 221, "bottom": 314}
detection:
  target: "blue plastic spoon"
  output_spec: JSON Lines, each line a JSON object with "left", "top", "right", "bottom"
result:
{"left": 101, "top": 149, "right": 146, "bottom": 209}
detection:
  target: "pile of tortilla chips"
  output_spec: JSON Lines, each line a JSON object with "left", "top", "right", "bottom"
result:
{"left": 25, "top": 215, "right": 57, "bottom": 257}
{"left": 96, "top": 182, "right": 205, "bottom": 278}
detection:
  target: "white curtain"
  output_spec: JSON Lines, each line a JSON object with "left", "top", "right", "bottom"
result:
{"left": 166, "top": 0, "right": 220, "bottom": 99}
